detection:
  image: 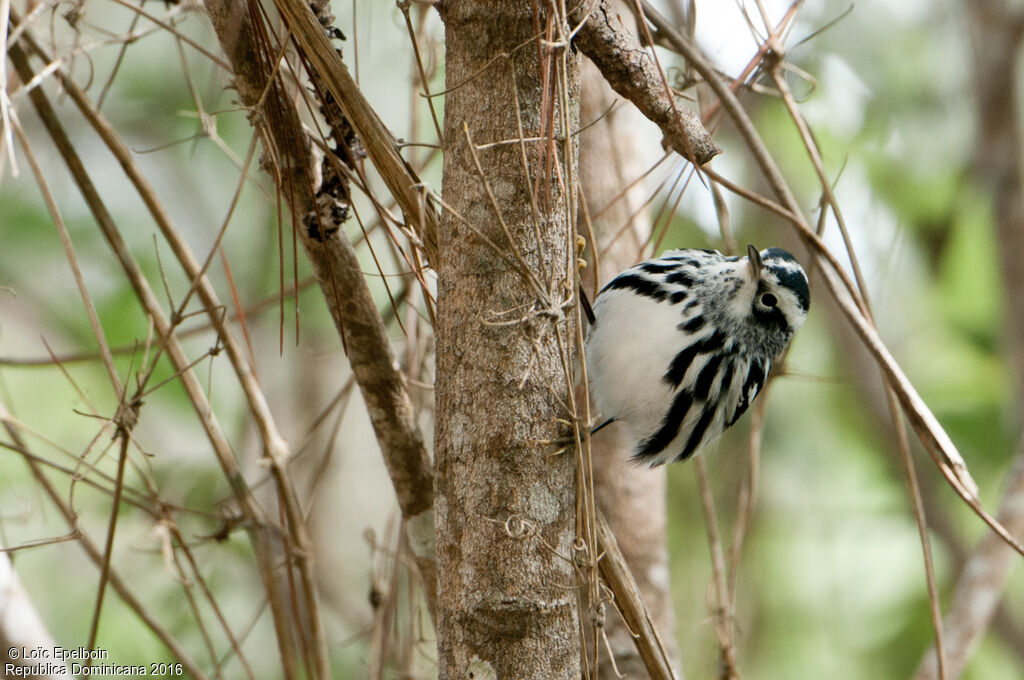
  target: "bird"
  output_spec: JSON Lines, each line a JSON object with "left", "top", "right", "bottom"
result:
{"left": 584, "top": 244, "right": 810, "bottom": 465}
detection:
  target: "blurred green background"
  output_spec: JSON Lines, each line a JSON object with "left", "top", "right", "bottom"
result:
{"left": 1, "top": 0, "right": 1021, "bottom": 678}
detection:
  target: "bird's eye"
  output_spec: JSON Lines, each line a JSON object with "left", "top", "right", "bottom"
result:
{"left": 760, "top": 292, "right": 778, "bottom": 308}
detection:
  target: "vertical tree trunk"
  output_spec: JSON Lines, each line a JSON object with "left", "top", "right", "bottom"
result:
{"left": 434, "top": 3, "right": 581, "bottom": 679}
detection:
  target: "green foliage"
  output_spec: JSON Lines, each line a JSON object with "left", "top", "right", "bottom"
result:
{"left": 2, "top": 0, "right": 1021, "bottom": 677}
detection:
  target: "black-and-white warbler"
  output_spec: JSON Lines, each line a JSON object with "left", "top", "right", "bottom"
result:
{"left": 585, "top": 245, "right": 810, "bottom": 465}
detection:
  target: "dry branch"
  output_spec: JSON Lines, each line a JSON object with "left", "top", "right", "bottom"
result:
{"left": 816, "top": 228, "right": 1024, "bottom": 671}
{"left": 910, "top": 5, "right": 1024, "bottom": 676}
{"left": 913, "top": 446, "right": 1024, "bottom": 680}
{"left": 595, "top": 512, "right": 678, "bottom": 680}
{"left": 296, "top": 220, "right": 439, "bottom": 615}
{"left": 0, "top": 407, "right": 206, "bottom": 677}
{"left": 203, "top": 0, "right": 439, "bottom": 615}
{"left": 766, "top": 59, "right": 951, "bottom": 674}
{"left": 270, "top": 0, "right": 441, "bottom": 264}
{"left": 5, "top": 34, "right": 310, "bottom": 676}
{"left": 14, "top": 11, "right": 332, "bottom": 668}
{"left": 572, "top": 0, "right": 719, "bottom": 165}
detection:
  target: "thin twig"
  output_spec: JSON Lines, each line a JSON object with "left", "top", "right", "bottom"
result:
{"left": 0, "top": 402, "right": 209, "bottom": 679}
{"left": 694, "top": 456, "right": 740, "bottom": 679}
{"left": 7, "top": 27, "right": 305, "bottom": 674}
{"left": 272, "top": 0, "right": 441, "bottom": 262}
{"left": 768, "top": 54, "right": 947, "bottom": 678}
{"left": 206, "top": 0, "right": 439, "bottom": 619}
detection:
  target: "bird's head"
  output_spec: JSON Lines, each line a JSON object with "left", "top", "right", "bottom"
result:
{"left": 715, "top": 245, "right": 810, "bottom": 357}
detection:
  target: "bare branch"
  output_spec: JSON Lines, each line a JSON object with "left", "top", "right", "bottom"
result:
{"left": 271, "top": 0, "right": 441, "bottom": 264}
{"left": 913, "top": 446, "right": 1024, "bottom": 680}
{"left": 203, "top": 0, "right": 438, "bottom": 615}
{"left": 299, "top": 218, "right": 438, "bottom": 614}
{"left": 572, "top": 0, "right": 719, "bottom": 165}
{"left": 767, "top": 58, "right": 949, "bottom": 678}
{"left": 596, "top": 511, "right": 679, "bottom": 680}
{"left": 0, "top": 402, "right": 208, "bottom": 679}
{"left": 911, "top": 4, "right": 1024, "bottom": 676}
{"left": 6, "top": 25, "right": 310, "bottom": 675}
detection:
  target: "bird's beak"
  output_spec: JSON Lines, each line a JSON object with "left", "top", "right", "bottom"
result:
{"left": 747, "top": 244, "right": 763, "bottom": 277}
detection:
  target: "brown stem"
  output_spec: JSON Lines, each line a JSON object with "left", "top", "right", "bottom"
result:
{"left": 203, "top": 0, "right": 439, "bottom": 617}
{"left": 0, "top": 403, "right": 208, "bottom": 678}
{"left": 911, "top": 3, "right": 1024, "bottom": 677}
{"left": 595, "top": 511, "right": 679, "bottom": 680}
{"left": 6, "top": 34, "right": 304, "bottom": 676}
{"left": 572, "top": 0, "right": 719, "bottom": 165}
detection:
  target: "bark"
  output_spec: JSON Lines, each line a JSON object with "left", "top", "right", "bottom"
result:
{"left": 573, "top": 0, "right": 719, "bottom": 165}
{"left": 434, "top": 3, "right": 581, "bottom": 678}
{"left": 579, "top": 38, "right": 678, "bottom": 677}
{"left": 595, "top": 514, "right": 679, "bottom": 680}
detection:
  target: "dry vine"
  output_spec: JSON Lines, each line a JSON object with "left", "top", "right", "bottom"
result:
{"left": 2, "top": 0, "right": 1022, "bottom": 678}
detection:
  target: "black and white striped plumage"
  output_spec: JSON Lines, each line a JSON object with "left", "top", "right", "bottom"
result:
{"left": 585, "top": 245, "right": 810, "bottom": 465}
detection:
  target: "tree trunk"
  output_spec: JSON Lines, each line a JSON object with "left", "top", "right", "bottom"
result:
{"left": 434, "top": 3, "right": 581, "bottom": 679}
